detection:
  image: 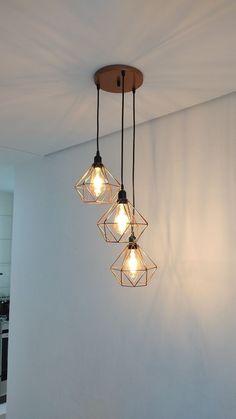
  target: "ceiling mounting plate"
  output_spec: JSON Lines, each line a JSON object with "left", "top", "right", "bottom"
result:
{"left": 94, "top": 64, "right": 143, "bottom": 93}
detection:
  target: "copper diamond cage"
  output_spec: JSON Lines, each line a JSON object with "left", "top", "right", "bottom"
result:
{"left": 75, "top": 162, "right": 120, "bottom": 204}
{"left": 97, "top": 193, "right": 148, "bottom": 243}
{"left": 111, "top": 238, "right": 157, "bottom": 287}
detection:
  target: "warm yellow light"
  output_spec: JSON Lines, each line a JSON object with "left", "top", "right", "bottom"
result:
{"left": 124, "top": 248, "right": 141, "bottom": 280}
{"left": 90, "top": 167, "right": 106, "bottom": 197}
{"left": 114, "top": 203, "right": 129, "bottom": 234}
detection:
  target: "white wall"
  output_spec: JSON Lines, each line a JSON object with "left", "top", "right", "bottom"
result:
{"left": 0, "top": 167, "right": 14, "bottom": 192}
{"left": 7, "top": 92, "right": 236, "bottom": 419}
{"left": 0, "top": 192, "right": 13, "bottom": 296}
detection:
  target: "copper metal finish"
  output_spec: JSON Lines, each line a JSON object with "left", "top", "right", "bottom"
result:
{"left": 74, "top": 164, "right": 120, "bottom": 204}
{"left": 94, "top": 65, "right": 143, "bottom": 93}
{"left": 111, "top": 242, "right": 157, "bottom": 287}
{"left": 97, "top": 199, "right": 148, "bottom": 243}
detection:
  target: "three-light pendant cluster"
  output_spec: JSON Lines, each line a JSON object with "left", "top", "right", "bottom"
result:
{"left": 75, "top": 65, "right": 157, "bottom": 287}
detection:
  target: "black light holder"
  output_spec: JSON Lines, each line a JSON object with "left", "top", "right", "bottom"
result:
{"left": 117, "top": 188, "right": 128, "bottom": 203}
{"left": 128, "top": 232, "right": 137, "bottom": 248}
{"left": 93, "top": 151, "right": 102, "bottom": 166}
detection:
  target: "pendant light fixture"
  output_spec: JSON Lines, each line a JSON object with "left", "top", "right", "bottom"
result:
{"left": 111, "top": 232, "right": 157, "bottom": 287}
{"left": 111, "top": 88, "right": 157, "bottom": 287}
{"left": 97, "top": 69, "right": 148, "bottom": 243}
{"left": 74, "top": 83, "right": 120, "bottom": 204}
{"left": 74, "top": 64, "right": 157, "bottom": 287}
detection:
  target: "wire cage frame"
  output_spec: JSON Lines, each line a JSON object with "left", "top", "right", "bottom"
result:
{"left": 97, "top": 199, "right": 148, "bottom": 243}
{"left": 111, "top": 242, "right": 157, "bottom": 287}
{"left": 75, "top": 164, "right": 120, "bottom": 204}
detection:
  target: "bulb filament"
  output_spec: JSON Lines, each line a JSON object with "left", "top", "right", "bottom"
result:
{"left": 114, "top": 204, "right": 129, "bottom": 234}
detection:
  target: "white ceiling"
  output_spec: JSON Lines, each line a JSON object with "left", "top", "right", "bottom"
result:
{"left": 0, "top": 0, "right": 236, "bottom": 163}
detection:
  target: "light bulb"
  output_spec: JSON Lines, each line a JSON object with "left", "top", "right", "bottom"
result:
{"left": 90, "top": 166, "right": 106, "bottom": 197}
{"left": 114, "top": 203, "right": 129, "bottom": 234}
{"left": 123, "top": 248, "right": 141, "bottom": 280}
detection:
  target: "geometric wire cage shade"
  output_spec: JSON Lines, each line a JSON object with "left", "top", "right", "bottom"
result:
{"left": 111, "top": 241, "right": 157, "bottom": 287}
{"left": 97, "top": 199, "right": 148, "bottom": 243}
{"left": 75, "top": 164, "right": 120, "bottom": 204}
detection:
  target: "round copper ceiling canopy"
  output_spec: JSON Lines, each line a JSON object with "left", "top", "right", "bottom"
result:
{"left": 94, "top": 64, "right": 143, "bottom": 93}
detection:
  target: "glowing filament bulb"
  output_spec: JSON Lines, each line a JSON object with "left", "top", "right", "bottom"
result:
{"left": 90, "top": 167, "right": 106, "bottom": 197}
{"left": 124, "top": 248, "right": 141, "bottom": 280}
{"left": 114, "top": 203, "right": 129, "bottom": 234}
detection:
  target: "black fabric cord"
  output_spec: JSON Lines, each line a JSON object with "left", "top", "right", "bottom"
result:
{"left": 121, "top": 70, "right": 125, "bottom": 189}
{"left": 96, "top": 84, "right": 100, "bottom": 153}
{"left": 132, "top": 88, "right": 136, "bottom": 211}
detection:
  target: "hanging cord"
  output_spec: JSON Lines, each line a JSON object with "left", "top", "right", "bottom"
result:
{"left": 96, "top": 83, "right": 100, "bottom": 154}
{"left": 132, "top": 88, "right": 136, "bottom": 211}
{"left": 121, "top": 70, "right": 125, "bottom": 189}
